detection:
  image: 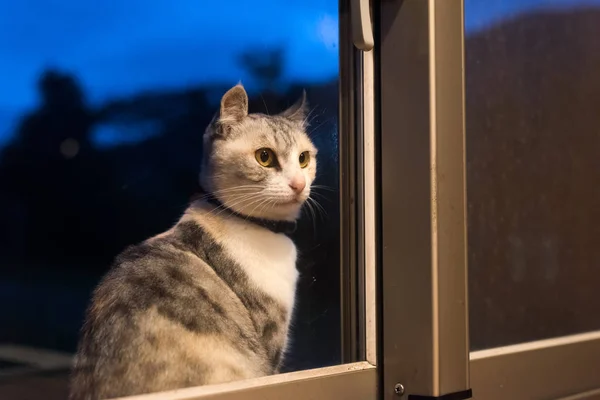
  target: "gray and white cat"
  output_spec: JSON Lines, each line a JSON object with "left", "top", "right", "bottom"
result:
{"left": 69, "top": 84, "right": 317, "bottom": 400}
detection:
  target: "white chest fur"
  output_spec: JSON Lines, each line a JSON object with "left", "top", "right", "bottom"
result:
{"left": 211, "top": 217, "right": 299, "bottom": 312}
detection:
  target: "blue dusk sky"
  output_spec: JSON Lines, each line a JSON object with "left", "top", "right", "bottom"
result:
{"left": 0, "top": 0, "right": 598, "bottom": 146}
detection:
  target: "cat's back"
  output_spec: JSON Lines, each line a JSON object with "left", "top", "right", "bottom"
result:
{"left": 69, "top": 222, "right": 269, "bottom": 400}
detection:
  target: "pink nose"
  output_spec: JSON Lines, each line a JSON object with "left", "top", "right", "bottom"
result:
{"left": 289, "top": 176, "right": 306, "bottom": 194}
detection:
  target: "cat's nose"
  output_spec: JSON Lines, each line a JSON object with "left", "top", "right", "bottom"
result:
{"left": 289, "top": 176, "right": 306, "bottom": 194}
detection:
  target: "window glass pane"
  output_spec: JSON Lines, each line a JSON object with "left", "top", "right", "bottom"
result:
{"left": 0, "top": 1, "right": 344, "bottom": 398}
{"left": 465, "top": 0, "right": 600, "bottom": 350}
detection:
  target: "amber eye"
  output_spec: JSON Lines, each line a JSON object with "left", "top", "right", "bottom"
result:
{"left": 299, "top": 151, "right": 310, "bottom": 168}
{"left": 255, "top": 148, "right": 276, "bottom": 167}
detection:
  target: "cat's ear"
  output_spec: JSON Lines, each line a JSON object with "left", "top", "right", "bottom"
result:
{"left": 280, "top": 90, "right": 308, "bottom": 126}
{"left": 219, "top": 84, "right": 248, "bottom": 125}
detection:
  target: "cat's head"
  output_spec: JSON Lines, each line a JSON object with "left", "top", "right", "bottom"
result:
{"left": 200, "top": 84, "right": 317, "bottom": 222}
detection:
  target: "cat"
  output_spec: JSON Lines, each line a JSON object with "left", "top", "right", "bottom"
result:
{"left": 68, "top": 84, "right": 318, "bottom": 400}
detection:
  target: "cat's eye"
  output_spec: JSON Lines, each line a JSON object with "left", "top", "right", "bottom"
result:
{"left": 299, "top": 151, "right": 310, "bottom": 168}
{"left": 255, "top": 148, "right": 276, "bottom": 167}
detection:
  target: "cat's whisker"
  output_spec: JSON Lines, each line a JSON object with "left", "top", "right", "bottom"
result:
{"left": 307, "top": 197, "right": 327, "bottom": 222}
{"left": 259, "top": 198, "right": 281, "bottom": 220}
{"left": 246, "top": 196, "right": 277, "bottom": 218}
{"left": 195, "top": 186, "right": 264, "bottom": 202}
{"left": 304, "top": 198, "right": 318, "bottom": 236}
{"left": 307, "top": 191, "right": 329, "bottom": 202}
{"left": 204, "top": 193, "right": 262, "bottom": 218}
{"left": 246, "top": 196, "right": 272, "bottom": 219}
{"left": 214, "top": 189, "right": 264, "bottom": 200}
{"left": 253, "top": 199, "right": 270, "bottom": 217}
{"left": 196, "top": 190, "right": 256, "bottom": 202}
{"left": 302, "top": 107, "right": 319, "bottom": 128}
{"left": 308, "top": 116, "right": 335, "bottom": 137}
{"left": 260, "top": 94, "right": 270, "bottom": 116}
{"left": 311, "top": 197, "right": 328, "bottom": 218}
{"left": 306, "top": 197, "right": 321, "bottom": 224}
{"left": 206, "top": 185, "right": 264, "bottom": 194}
{"left": 204, "top": 191, "right": 259, "bottom": 208}
{"left": 215, "top": 194, "right": 269, "bottom": 218}
{"left": 310, "top": 184, "right": 335, "bottom": 191}
{"left": 211, "top": 195, "right": 264, "bottom": 218}
{"left": 306, "top": 106, "right": 328, "bottom": 128}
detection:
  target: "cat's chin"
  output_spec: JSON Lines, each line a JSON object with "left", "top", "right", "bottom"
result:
{"left": 246, "top": 200, "right": 304, "bottom": 222}
{"left": 273, "top": 198, "right": 302, "bottom": 207}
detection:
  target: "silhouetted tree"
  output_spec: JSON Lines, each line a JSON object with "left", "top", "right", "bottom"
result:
{"left": 16, "top": 69, "right": 93, "bottom": 157}
{"left": 238, "top": 48, "right": 285, "bottom": 92}
{"left": 0, "top": 69, "right": 104, "bottom": 268}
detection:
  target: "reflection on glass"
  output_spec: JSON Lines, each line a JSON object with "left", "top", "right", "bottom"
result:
{"left": 466, "top": 0, "right": 600, "bottom": 350}
{"left": 0, "top": 1, "right": 340, "bottom": 398}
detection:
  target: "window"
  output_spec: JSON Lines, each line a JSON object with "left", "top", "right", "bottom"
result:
{"left": 3, "top": 1, "right": 599, "bottom": 399}
{"left": 465, "top": 0, "right": 600, "bottom": 398}
{"left": 466, "top": 0, "right": 600, "bottom": 350}
{"left": 0, "top": 1, "right": 377, "bottom": 399}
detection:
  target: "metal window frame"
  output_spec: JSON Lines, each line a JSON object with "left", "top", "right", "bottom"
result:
{"left": 342, "top": 0, "right": 378, "bottom": 370}
{"left": 470, "top": 331, "right": 600, "bottom": 400}
{"left": 112, "top": 362, "right": 377, "bottom": 400}
{"left": 378, "top": 0, "right": 470, "bottom": 399}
